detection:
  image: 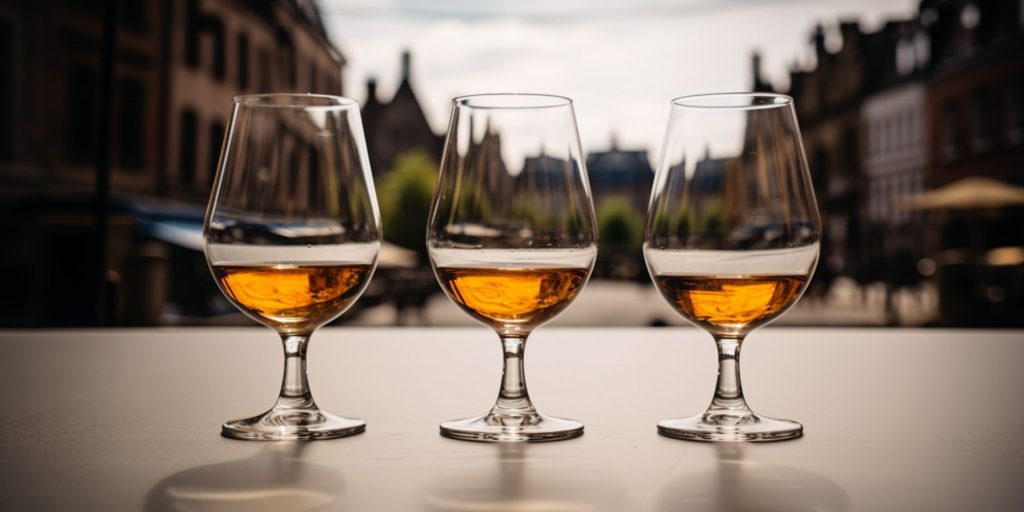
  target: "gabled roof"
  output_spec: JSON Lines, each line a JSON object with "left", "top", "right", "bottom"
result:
{"left": 587, "top": 149, "right": 654, "bottom": 184}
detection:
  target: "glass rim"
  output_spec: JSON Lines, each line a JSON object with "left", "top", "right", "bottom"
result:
{"left": 233, "top": 93, "right": 359, "bottom": 108}
{"left": 453, "top": 93, "right": 573, "bottom": 110}
{"left": 671, "top": 92, "right": 793, "bottom": 110}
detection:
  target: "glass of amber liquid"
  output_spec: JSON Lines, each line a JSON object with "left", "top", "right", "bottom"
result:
{"left": 203, "top": 94, "right": 381, "bottom": 440}
{"left": 645, "top": 93, "right": 821, "bottom": 442}
{"left": 428, "top": 93, "right": 598, "bottom": 442}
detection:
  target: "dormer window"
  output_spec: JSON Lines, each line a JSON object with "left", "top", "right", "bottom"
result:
{"left": 896, "top": 39, "right": 916, "bottom": 76}
{"left": 961, "top": 3, "right": 980, "bottom": 29}
{"left": 969, "top": 91, "right": 991, "bottom": 153}
{"left": 913, "top": 31, "right": 930, "bottom": 69}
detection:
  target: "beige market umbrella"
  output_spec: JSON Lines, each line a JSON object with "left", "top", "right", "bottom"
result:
{"left": 379, "top": 241, "right": 418, "bottom": 268}
{"left": 903, "top": 176, "right": 1024, "bottom": 210}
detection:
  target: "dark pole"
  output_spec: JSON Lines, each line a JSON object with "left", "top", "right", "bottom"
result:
{"left": 95, "top": 0, "right": 117, "bottom": 326}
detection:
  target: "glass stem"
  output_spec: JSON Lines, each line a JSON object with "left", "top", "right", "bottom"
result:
{"left": 707, "top": 335, "right": 753, "bottom": 420}
{"left": 274, "top": 333, "right": 316, "bottom": 411}
{"left": 489, "top": 335, "right": 537, "bottom": 418}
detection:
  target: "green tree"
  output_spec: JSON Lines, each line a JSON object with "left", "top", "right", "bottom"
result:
{"left": 378, "top": 152, "right": 438, "bottom": 260}
{"left": 597, "top": 198, "right": 644, "bottom": 250}
{"left": 508, "top": 197, "right": 547, "bottom": 227}
{"left": 649, "top": 207, "right": 691, "bottom": 242}
{"left": 700, "top": 200, "right": 726, "bottom": 238}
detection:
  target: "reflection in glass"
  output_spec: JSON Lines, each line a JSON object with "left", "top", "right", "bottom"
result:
{"left": 145, "top": 443, "right": 344, "bottom": 512}
{"left": 428, "top": 93, "right": 598, "bottom": 442}
{"left": 204, "top": 94, "right": 381, "bottom": 440}
{"left": 645, "top": 93, "right": 821, "bottom": 442}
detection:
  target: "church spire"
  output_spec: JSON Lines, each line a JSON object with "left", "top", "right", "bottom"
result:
{"left": 750, "top": 51, "right": 773, "bottom": 92}
{"left": 401, "top": 49, "right": 411, "bottom": 82}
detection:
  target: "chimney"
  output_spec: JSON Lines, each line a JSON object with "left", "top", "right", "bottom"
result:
{"left": 812, "top": 23, "right": 826, "bottom": 56}
{"left": 401, "top": 50, "right": 411, "bottom": 82}
{"left": 839, "top": 21, "right": 861, "bottom": 47}
{"left": 366, "top": 77, "right": 378, "bottom": 102}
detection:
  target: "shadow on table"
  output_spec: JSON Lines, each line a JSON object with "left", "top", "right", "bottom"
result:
{"left": 658, "top": 443, "right": 849, "bottom": 512}
{"left": 144, "top": 442, "right": 345, "bottom": 512}
{"left": 422, "top": 441, "right": 625, "bottom": 511}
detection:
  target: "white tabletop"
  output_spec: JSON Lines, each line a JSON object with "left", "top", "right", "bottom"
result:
{"left": 0, "top": 327, "right": 1022, "bottom": 511}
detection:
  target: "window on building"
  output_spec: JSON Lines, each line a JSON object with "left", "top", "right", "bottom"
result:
{"left": 892, "top": 117, "right": 901, "bottom": 151}
{"left": 257, "top": 48, "right": 271, "bottom": 92}
{"left": 210, "top": 18, "right": 226, "bottom": 81}
{"left": 119, "top": 0, "right": 147, "bottom": 31}
{"left": 284, "top": 45, "right": 297, "bottom": 87}
{"left": 236, "top": 33, "right": 249, "bottom": 90}
{"left": 1008, "top": 76, "right": 1024, "bottom": 141}
{"left": 877, "top": 120, "right": 886, "bottom": 154}
{"left": 307, "top": 146, "right": 320, "bottom": 208}
{"left": 65, "top": 0, "right": 101, "bottom": 14}
{"left": 899, "top": 176, "right": 909, "bottom": 221}
{"left": 905, "top": 111, "right": 914, "bottom": 149}
{"left": 66, "top": 64, "right": 97, "bottom": 163}
{"left": 179, "top": 109, "right": 198, "bottom": 185}
{"left": 812, "top": 147, "right": 828, "bottom": 196}
{"left": 843, "top": 127, "right": 858, "bottom": 169}
{"left": 207, "top": 120, "right": 224, "bottom": 187}
{"left": 289, "top": 145, "right": 301, "bottom": 197}
{"left": 970, "top": 90, "right": 991, "bottom": 151}
{"left": 116, "top": 78, "right": 145, "bottom": 170}
{"left": 870, "top": 120, "right": 879, "bottom": 155}
{"left": 869, "top": 180, "right": 879, "bottom": 220}
{"left": 879, "top": 179, "right": 888, "bottom": 219}
{"left": 941, "top": 101, "right": 960, "bottom": 160}
{"left": 893, "top": 116, "right": 903, "bottom": 151}
{"left": 917, "top": 107, "right": 925, "bottom": 146}
{"left": 891, "top": 113, "right": 901, "bottom": 151}
{"left": 184, "top": 0, "right": 200, "bottom": 68}
{"left": 881, "top": 118, "right": 890, "bottom": 153}
{"left": 888, "top": 117, "right": 895, "bottom": 151}
{"left": 0, "top": 19, "right": 14, "bottom": 161}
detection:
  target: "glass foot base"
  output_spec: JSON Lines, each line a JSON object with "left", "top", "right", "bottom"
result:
{"left": 441, "top": 413, "right": 583, "bottom": 443}
{"left": 658, "top": 413, "right": 802, "bottom": 442}
{"left": 222, "top": 409, "right": 365, "bottom": 441}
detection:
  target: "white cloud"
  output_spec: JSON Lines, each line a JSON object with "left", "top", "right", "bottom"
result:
{"left": 323, "top": 0, "right": 919, "bottom": 156}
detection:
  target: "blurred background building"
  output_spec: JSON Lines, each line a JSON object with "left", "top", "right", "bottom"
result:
{"left": 777, "top": 0, "right": 1024, "bottom": 326}
{"left": 1, "top": 0, "right": 1022, "bottom": 328}
{"left": 0, "top": 0, "right": 343, "bottom": 326}
{"left": 586, "top": 137, "right": 654, "bottom": 279}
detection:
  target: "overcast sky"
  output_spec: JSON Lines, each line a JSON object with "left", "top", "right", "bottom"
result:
{"left": 321, "top": 0, "right": 920, "bottom": 155}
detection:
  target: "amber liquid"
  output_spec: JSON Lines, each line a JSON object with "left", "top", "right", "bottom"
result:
{"left": 436, "top": 267, "right": 589, "bottom": 331}
{"left": 212, "top": 263, "right": 372, "bottom": 332}
{"left": 654, "top": 274, "right": 807, "bottom": 333}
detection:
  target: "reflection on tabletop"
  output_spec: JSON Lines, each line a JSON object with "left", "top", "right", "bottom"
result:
{"left": 144, "top": 442, "right": 344, "bottom": 512}
{"left": 658, "top": 443, "right": 848, "bottom": 512}
{"left": 423, "top": 442, "right": 625, "bottom": 511}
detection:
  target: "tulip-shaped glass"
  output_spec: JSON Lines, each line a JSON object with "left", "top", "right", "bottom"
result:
{"left": 645, "top": 93, "right": 821, "bottom": 442}
{"left": 204, "top": 94, "right": 381, "bottom": 440}
{"left": 428, "top": 93, "right": 598, "bottom": 442}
